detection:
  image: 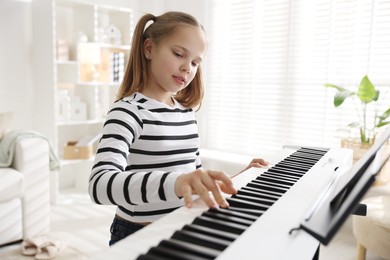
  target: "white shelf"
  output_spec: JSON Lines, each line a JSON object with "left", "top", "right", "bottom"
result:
{"left": 51, "top": 0, "right": 133, "bottom": 191}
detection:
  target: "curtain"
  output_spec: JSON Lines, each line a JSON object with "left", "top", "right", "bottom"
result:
{"left": 201, "top": 0, "right": 390, "bottom": 155}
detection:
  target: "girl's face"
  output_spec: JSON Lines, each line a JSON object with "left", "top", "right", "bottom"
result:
{"left": 143, "top": 25, "right": 207, "bottom": 104}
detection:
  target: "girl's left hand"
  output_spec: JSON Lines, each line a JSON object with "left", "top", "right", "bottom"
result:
{"left": 239, "top": 158, "right": 269, "bottom": 174}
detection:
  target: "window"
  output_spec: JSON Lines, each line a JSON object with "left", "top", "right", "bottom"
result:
{"left": 201, "top": 0, "right": 390, "bottom": 155}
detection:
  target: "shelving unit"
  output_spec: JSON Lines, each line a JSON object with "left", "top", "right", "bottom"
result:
{"left": 51, "top": 0, "right": 133, "bottom": 192}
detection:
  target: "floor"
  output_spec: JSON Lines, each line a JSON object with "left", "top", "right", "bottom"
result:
{"left": 0, "top": 184, "right": 389, "bottom": 260}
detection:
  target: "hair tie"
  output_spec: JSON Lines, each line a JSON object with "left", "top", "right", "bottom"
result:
{"left": 144, "top": 16, "right": 155, "bottom": 34}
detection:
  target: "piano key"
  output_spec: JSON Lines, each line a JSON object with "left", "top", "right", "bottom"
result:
{"left": 251, "top": 179, "right": 292, "bottom": 190}
{"left": 193, "top": 215, "right": 248, "bottom": 234}
{"left": 232, "top": 193, "right": 276, "bottom": 206}
{"left": 288, "top": 153, "right": 321, "bottom": 161}
{"left": 227, "top": 205, "right": 265, "bottom": 217}
{"left": 171, "top": 229, "right": 231, "bottom": 251}
{"left": 266, "top": 167, "right": 305, "bottom": 177}
{"left": 299, "top": 147, "right": 329, "bottom": 154}
{"left": 270, "top": 164, "right": 307, "bottom": 173}
{"left": 240, "top": 186, "right": 283, "bottom": 198}
{"left": 284, "top": 156, "right": 318, "bottom": 165}
{"left": 182, "top": 224, "right": 239, "bottom": 241}
{"left": 284, "top": 156, "right": 317, "bottom": 163}
{"left": 292, "top": 151, "right": 325, "bottom": 158}
{"left": 278, "top": 162, "right": 313, "bottom": 170}
{"left": 276, "top": 161, "right": 312, "bottom": 170}
{"left": 137, "top": 247, "right": 206, "bottom": 260}
{"left": 156, "top": 238, "right": 221, "bottom": 259}
{"left": 226, "top": 197, "right": 271, "bottom": 211}
{"left": 261, "top": 172, "right": 300, "bottom": 182}
{"left": 288, "top": 151, "right": 321, "bottom": 158}
{"left": 256, "top": 174, "right": 296, "bottom": 186}
{"left": 209, "top": 206, "right": 258, "bottom": 221}
{"left": 246, "top": 181, "right": 287, "bottom": 194}
{"left": 137, "top": 249, "right": 183, "bottom": 260}
{"left": 159, "top": 238, "right": 221, "bottom": 259}
{"left": 237, "top": 188, "right": 280, "bottom": 201}
{"left": 202, "top": 210, "right": 253, "bottom": 226}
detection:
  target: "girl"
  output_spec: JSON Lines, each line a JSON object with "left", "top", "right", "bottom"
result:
{"left": 88, "top": 11, "right": 268, "bottom": 246}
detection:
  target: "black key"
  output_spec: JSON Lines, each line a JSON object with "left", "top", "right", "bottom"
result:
{"left": 267, "top": 167, "right": 305, "bottom": 178}
{"left": 262, "top": 172, "right": 300, "bottom": 182}
{"left": 237, "top": 188, "right": 280, "bottom": 201}
{"left": 285, "top": 156, "right": 318, "bottom": 165}
{"left": 288, "top": 153, "right": 321, "bottom": 162}
{"left": 171, "top": 229, "right": 230, "bottom": 251}
{"left": 227, "top": 206, "right": 265, "bottom": 217}
{"left": 270, "top": 165, "right": 307, "bottom": 174}
{"left": 246, "top": 181, "right": 286, "bottom": 194}
{"left": 283, "top": 161, "right": 313, "bottom": 168}
{"left": 251, "top": 179, "right": 291, "bottom": 190}
{"left": 277, "top": 161, "right": 311, "bottom": 171}
{"left": 241, "top": 186, "right": 282, "bottom": 198}
{"left": 210, "top": 207, "right": 258, "bottom": 221}
{"left": 232, "top": 193, "right": 275, "bottom": 207}
{"left": 146, "top": 246, "right": 209, "bottom": 260}
{"left": 291, "top": 152, "right": 323, "bottom": 160}
{"left": 159, "top": 238, "right": 220, "bottom": 259}
{"left": 226, "top": 197, "right": 270, "bottom": 211}
{"left": 203, "top": 210, "right": 253, "bottom": 226}
{"left": 299, "top": 147, "right": 329, "bottom": 155}
{"left": 183, "top": 224, "right": 239, "bottom": 241}
{"left": 256, "top": 175, "right": 296, "bottom": 186}
{"left": 136, "top": 252, "right": 172, "bottom": 260}
{"left": 192, "top": 215, "right": 247, "bottom": 234}
{"left": 278, "top": 159, "right": 312, "bottom": 167}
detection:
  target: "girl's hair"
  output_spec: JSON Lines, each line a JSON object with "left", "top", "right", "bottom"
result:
{"left": 117, "top": 11, "right": 205, "bottom": 109}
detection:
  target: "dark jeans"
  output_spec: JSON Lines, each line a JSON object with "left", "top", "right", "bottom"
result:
{"left": 109, "top": 215, "right": 145, "bottom": 246}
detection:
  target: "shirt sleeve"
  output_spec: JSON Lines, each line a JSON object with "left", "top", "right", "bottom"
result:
{"left": 88, "top": 100, "right": 183, "bottom": 206}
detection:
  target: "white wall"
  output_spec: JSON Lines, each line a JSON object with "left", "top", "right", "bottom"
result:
{"left": 0, "top": 0, "right": 34, "bottom": 130}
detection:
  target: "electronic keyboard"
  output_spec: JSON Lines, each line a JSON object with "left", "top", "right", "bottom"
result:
{"left": 95, "top": 146, "right": 353, "bottom": 260}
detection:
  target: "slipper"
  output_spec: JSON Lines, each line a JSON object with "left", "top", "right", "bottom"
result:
{"left": 35, "top": 239, "right": 68, "bottom": 260}
{"left": 21, "top": 236, "right": 50, "bottom": 256}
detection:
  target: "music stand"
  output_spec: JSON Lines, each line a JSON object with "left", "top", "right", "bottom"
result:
{"left": 297, "top": 127, "right": 390, "bottom": 245}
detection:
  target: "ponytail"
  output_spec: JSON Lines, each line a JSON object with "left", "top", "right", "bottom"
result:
{"left": 117, "top": 14, "right": 155, "bottom": 99}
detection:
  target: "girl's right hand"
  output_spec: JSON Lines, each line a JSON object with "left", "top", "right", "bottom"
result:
{"left": 174, "top": 169, "right": 237, "bottom": 209}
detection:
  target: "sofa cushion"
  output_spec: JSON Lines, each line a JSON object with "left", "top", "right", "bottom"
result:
{"left": 0, "top": 168, "right": 24, "bottom": 202}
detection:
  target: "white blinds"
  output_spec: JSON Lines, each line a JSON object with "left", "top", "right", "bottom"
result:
{"left": 201, "top": 0, "right": 390, "bottom": 155}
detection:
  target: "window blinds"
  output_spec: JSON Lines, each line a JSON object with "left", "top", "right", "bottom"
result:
{"left": 201, "top": 0, "right": 390, "bottom": 155}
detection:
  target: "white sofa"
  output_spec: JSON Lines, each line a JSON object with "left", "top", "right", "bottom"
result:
{"left": 0, "top": 137, "right": 51, "bottom": 246}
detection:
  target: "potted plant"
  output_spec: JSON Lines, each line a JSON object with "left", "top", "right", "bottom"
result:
{"left": 324, "top": 75, "right": 390, "bottom": 161}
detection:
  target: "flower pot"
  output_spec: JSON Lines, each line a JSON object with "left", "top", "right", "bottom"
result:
{"left": 341, "top": 138, "right": 373, "bottom": 163}
{"left": 341, "top": 138, "right": 390, "bottom": 186}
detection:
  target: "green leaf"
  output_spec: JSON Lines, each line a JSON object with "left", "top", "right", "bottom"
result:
{"left": 348, "top": 122, "right": 360, "bottom": 128}
{"left": 376, "top": 121, "right": 390, "bottom": 128}
{"left": 357, "top": 75, "right": 377, "bottom": 103}
{"left": 378, "top": 108, "right": 390, "bottom": 121}
{"left": 324, "top": 83, "right": 348, "bottom": 92}
{"left": 334, "top": 90, "right": 354, "bottom": 107}
{"left": 373, "top": 90, "right": 380, "bottom": 101}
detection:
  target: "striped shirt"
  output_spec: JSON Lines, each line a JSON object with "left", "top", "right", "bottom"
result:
{"left": 88, "top": 92, "right": 202, "bottom": 222}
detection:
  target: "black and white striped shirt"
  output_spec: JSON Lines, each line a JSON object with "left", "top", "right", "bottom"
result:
{"left": 88, "top": 92, "right": 202, "bottom": 222}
